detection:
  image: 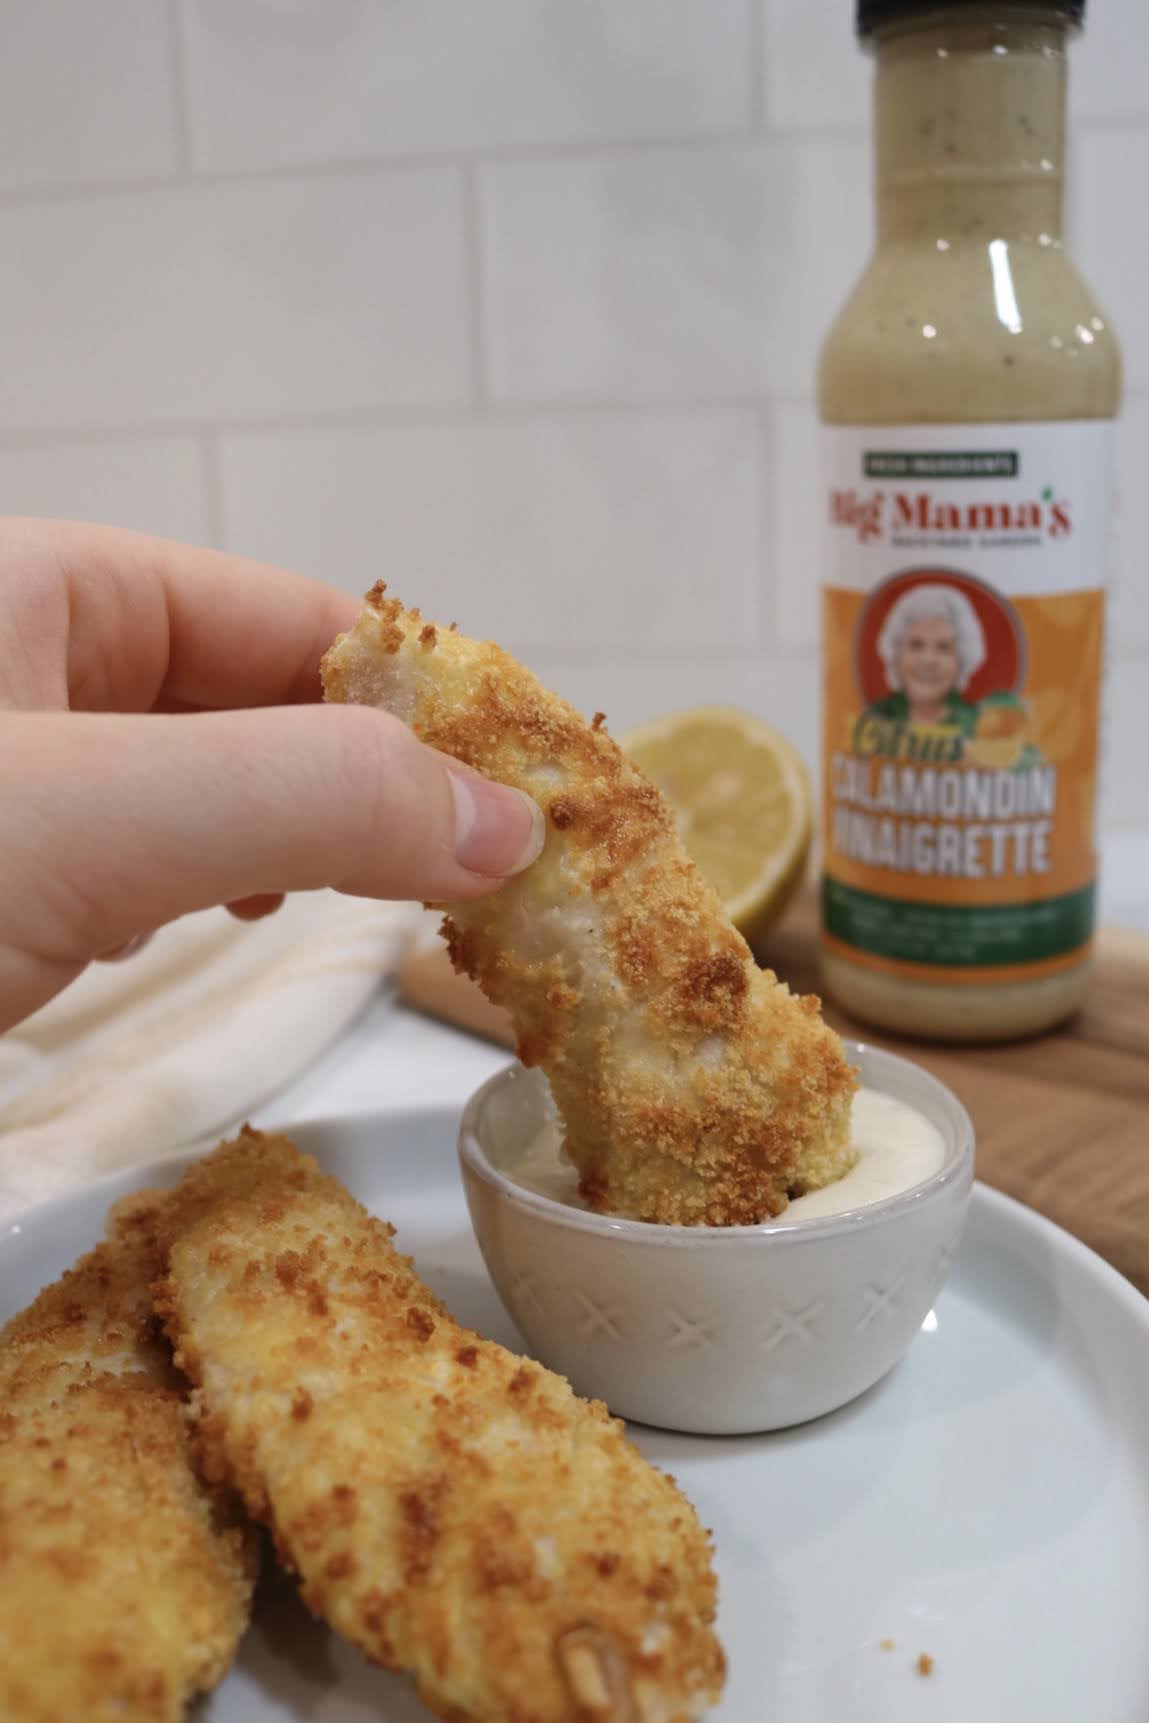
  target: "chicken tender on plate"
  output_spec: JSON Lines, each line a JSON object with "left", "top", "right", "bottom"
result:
{"left": 323, "top": 586, "right": 856, "bottom": 1225}
{"left": 154, "top": 1128, "right": 725, "bottom": 1723}
{"left": 0, "top": 1194, "right": 256, "bottom": 1723}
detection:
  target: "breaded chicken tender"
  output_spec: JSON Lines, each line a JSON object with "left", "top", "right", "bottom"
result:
{"left": 0, "top": 1195, "right": 256, "bottom": 1723}
{"left": 154, "top": 1129, "right": 725, "bottom": 1723}
{"left": 323, "top": 586, "right": 856, "bottom": 1225}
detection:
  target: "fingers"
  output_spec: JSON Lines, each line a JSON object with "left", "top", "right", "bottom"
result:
{"left": 0, "top": 516, "right": 359, "bottom": 715}
{"left": 95, "top": 932, "right": 156, "bottom": 962}
{"left": 96, "top": 895, "right": 284, "bottom": 964}
{"left": 0, "top": 706, "right": 543, "bottom": 1028}
{"left": 225, "top": 893, "right": 286, "bottom": 922}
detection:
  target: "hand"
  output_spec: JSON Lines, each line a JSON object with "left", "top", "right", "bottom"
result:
{"left": 0, "top": 519, "right": 543, "bottom": 1032}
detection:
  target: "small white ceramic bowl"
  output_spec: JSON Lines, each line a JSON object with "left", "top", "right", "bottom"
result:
{"left": 459, "top": 1043, "right": 973, "bottom": 1434}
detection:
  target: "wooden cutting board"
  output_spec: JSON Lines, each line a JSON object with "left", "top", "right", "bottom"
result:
{"left": 399, "top": 896, "right": 1149, "bottom": 1298}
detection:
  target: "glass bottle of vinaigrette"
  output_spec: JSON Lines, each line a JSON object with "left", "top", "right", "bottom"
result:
{"left": 818, "top": 0, "right": 1120, "bottom": 1042}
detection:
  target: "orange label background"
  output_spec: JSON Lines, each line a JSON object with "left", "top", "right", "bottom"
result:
{"left": 823, "top": 586, "right": 1103, "bottom": 908}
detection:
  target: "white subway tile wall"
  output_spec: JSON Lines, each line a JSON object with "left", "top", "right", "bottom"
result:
{"left": 526, "top": 647, "right": 821, "bottom": 754}
{"left": 180, "top": 0, "right": 753, "bottom": 167}
{"left": 218, "top": 413, "right": 760, "bottom": 654}
{"left": 0, "top": 1, "right": 180, "bottom": 192}
{"left": 763, "top": 0, "right": 868, "bottom": 132}
{"left": 0, "top": 438, "right": 211, "bottom": 544}
{"left": 770, "top": 398, "right": 821, "bottom": 651}
{"left": 0, "top": 0, "right": 1143, "bottom": 832}
{"left": 0, "top": 170, "right": 468, "bottom": 432}
{"left": 480, "top": 139, "right": 870, "bottom": 402}
{"left": 1113, "top": 395, "right": 1149, "bottom": 653}
{"left": 1073, "top": 126, "right": 1149, "bottom": 393}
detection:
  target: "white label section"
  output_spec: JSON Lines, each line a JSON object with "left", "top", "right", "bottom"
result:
{"left": 821, "top": 420, "right": 1114, "bottom": 597}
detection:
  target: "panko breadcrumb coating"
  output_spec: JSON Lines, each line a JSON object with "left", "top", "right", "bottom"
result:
{"left": 154, "top": 1129, "right": 725, "bottom": 1722}
{"left": 323, "top": 586, "right": 856, "bottom": 1224}
{"left": 0, "top": 1194, "right": 256, "bottom": 1723}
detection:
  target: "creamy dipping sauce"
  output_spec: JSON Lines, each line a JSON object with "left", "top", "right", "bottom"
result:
{"left": 509, "top": 1087, "right": 946, "bottom": 1223}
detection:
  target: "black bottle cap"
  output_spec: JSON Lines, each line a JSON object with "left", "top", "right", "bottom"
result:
{"left": 858, "top": 1, "right": 1084, "bottom": 38}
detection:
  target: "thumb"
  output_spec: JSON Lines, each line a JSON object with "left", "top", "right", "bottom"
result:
{"left": 1, "top": 706, "right": 543, "bottom": 1026}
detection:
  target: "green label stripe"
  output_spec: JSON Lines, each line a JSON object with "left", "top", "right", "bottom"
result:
{"left": 863, "top": 449, "right": 1018, "bottom": 479}
{"left": 823, "top": 877, "right": 1095, "bottom": 968}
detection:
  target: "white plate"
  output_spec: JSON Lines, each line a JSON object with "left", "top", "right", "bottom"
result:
{"left": 3, "top": 1109, "right": 1148, "bottom": 1722}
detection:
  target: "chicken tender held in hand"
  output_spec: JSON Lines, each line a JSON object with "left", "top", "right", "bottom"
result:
{"left": 323, "top": 587, "right": 856, "bottom": 1225}
{"left": 0, "top": 1195, "right": 256, "bottom": 1723}
{"left": 154, "top": 1128, "right": 725, "bottom": 1723}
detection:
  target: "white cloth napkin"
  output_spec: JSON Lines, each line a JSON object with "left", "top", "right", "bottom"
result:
{"left": 0, "top": 892, "right": 418, "bottom": 1224}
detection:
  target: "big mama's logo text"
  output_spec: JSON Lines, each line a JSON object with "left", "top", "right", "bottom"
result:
{"left": 830, "top": 487, "right": 1073, "bottom": 544}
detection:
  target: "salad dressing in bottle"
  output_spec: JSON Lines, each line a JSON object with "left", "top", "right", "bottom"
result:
{"left": 818, "top": 0, "right": 1120, "bottom": 1041}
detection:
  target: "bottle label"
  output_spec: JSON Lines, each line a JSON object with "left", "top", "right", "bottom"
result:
{"left": 821, "top": 420, "right": 1112, "bottom": 982}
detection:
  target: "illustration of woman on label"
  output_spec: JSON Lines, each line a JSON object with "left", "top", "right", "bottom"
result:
{"left": 871, "top": 583, "right": 986, "bottom": 733}
{"left": 864, "top": 579, "right": 1033, "bottom": 767}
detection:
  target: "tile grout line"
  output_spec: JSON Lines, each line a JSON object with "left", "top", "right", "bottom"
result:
{"left": 0, "top": 124, "right": 856, "bottom": 214}
{"left": 2, "top": 389, "right": 1149, "bottom": 441}
{"left": 198, "top": 429, "right": 226, "bottom": 548}
{"left": 746, "top": 0, "right": 767, "bottom": 133}
{"left": 0, "top": 112, "right": 1136, "bottom": 216}
{"left": 0, "top": 399, "right": 778, "bottom": 446}
{"left": 756, "top": 398, "right": 778, "bottom": 653}
{"left": 459, "top": 161, "right": 488, "bottom": 410}
{"left": 767, "top": 398, "right": 822, "bottom": 658}
{"left": 526, "top": 644, "right": 800, "bottom": 668}
{"left": 166, "top": 0, "right": 195, "bottom": 177}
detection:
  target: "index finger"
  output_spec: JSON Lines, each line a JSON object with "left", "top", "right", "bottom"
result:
{"left": 11, "top": 519, "right": 361, "bottom": 712}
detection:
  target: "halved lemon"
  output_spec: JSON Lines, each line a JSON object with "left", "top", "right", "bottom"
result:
{"left": 620, "top": 705, "right": 811, "bottom": 945}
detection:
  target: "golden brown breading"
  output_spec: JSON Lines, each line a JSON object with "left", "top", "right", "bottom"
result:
{"left": 154, "top": 1128, "right": 725, "bottom": 1722}
{"left": 0, "top": 1194, "right": 256, "bottom": 1723}
{"left": 323, "top": 586, "right": 856, "bottom": 1224}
